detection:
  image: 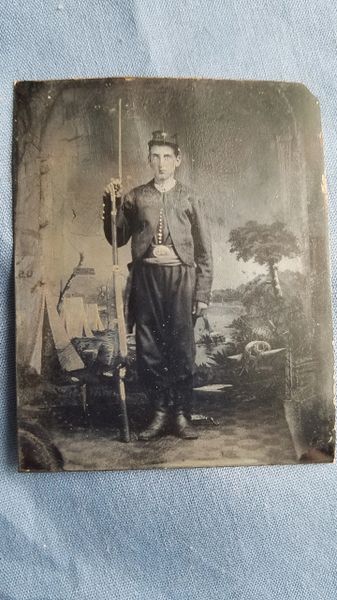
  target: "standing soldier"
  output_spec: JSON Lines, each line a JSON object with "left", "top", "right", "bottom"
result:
{"left": 103, "top": 131, "right": 213, "bottom": 440}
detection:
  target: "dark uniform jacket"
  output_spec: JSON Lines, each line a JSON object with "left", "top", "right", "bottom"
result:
{"left": 103, "top": 179, "right": 213, "bottom": 305}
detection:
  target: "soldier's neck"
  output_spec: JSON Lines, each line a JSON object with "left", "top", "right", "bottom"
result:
{"left": 154, "top": 176, "right": 176, "bottom": 193}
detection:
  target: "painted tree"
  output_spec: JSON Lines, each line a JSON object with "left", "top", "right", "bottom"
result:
{"left": 228, "top": 221, "right": 300, "bottom": 298}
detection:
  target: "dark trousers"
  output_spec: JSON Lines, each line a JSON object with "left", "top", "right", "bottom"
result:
{"left": 133, "top": 263, "right": 196, "bottom": 393}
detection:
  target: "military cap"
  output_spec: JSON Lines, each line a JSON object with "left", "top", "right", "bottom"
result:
{"left": 148, "top": 130, "right": 180, "bottom": 152}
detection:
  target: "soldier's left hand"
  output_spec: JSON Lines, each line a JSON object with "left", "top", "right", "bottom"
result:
{"left": 192, "top": 301, "right": 208, "bottom": 318}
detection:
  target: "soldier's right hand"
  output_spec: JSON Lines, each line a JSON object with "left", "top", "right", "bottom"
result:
{"left": 104, "top": 178, "right": 123, "bottom": 199}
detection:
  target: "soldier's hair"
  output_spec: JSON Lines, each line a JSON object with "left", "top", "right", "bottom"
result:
{"left": 148, "top": 141, "right": 181, "bottom": 157}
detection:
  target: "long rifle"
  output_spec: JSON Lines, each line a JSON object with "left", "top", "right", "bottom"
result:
{"left": 108, "top": 99, "right": 130, "bottom": 443}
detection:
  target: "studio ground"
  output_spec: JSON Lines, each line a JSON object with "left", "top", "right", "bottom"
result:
{"left": 47, "top": 386, "right": 298, "bottom": 471}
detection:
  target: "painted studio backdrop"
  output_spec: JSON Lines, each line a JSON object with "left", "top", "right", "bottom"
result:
{"left": 14, "top": 78, "right": 335, "bottom": 470}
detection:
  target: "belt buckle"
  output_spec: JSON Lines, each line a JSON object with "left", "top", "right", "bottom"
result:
{"left": 152, "top": 245, "right": 172, "bottom": 258}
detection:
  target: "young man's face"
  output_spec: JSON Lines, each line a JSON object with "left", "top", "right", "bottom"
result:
{"left": 149, "top": 144, "right": 181, "bottom": 181}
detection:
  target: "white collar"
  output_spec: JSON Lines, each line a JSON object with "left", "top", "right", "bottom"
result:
{"left": 154, "top": 178, "right": 176, "bottom": 193}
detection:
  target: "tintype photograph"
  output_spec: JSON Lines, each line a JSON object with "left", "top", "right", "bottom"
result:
{"left": 14, "top": 77, "right": 335, "bottom": 471}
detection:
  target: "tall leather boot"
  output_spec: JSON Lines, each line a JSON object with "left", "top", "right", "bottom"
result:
{"left": 138, "top": 389, "right": 168, "bottom": 441}
{"left": 173, "top": 382, "right": 198, "bottom": 440}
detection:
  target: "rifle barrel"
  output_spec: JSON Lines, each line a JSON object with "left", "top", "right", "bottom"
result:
{"left": 118, "top": 99, "right": 122, "bottom": 181}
